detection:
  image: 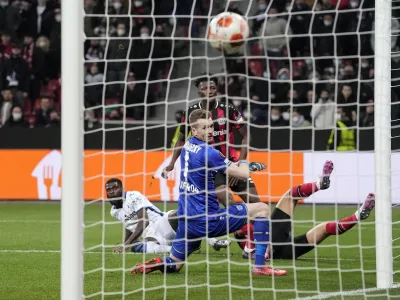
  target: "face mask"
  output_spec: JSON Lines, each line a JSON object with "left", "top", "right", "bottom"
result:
{"left": 282, "top": 112, "right": 290, "bottom": 120}
{"left": 306, "top": 58, "right": 313, "bottom": 65}
{"left": 279, "top": 74, "right": 288, "bottom": 80}
{"left": 335, "top": 113, "right": 341, "bottom": 120}
{"left": 271, "top": 115, "right": 280, "bottom": 121}
{"left": 0, "top": 2, "right": 8, "bottom": 7}
{"left": 361, "top": 62, "right": 369, "bottom": 68}
{"left": 169, "top": 18, "right": 175, "bottom": 26}
{"left": 117, "top": 29, "right": 125, "bottom": 36}
{"left": 100, "top": 40, "right": 107, "bottom": 47}
{"left": 292, "top": 116, "right": 300, "bottom": 125}
{"left": 286, "top": 5, "right": 291, "bottom": 11}
{"left": 113, "top": 2, "right": 121, "bottom": 10}
{"left": 55, "top": 14, "right": 61, "bottom": 22}
{"left": 140, "top": 32, "right": 149, "bottom": 39}
{"left": 13, "top": 113, "right": 22, "bottom": 120}
{"left": 134, "top": 0, "right": 143, "bottom": 7}
{"left": 243, "top": 110, "right": 250, "bottom": 119}
{"left": 259, "top": 4, "right": 266, "bottom": 10}
{"left": 321, "top": 96, "right": 329, "bottom": 101}
{"left": 350, "top": 1, "right": 358, "bottom": 8}
{"left": 324, "top": 20, "right": 332, "bottom": 26}
{"left": 233, "top": 100, "right": 242, "bottom": 107}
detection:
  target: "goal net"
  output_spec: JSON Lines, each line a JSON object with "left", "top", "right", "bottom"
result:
{"left": 63, "top": 0, "right": 399, "bottom": 298}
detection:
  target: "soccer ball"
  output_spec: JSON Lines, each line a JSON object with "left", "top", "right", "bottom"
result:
{"left": 207, "top": 12, "right": 249, "bottom": 55}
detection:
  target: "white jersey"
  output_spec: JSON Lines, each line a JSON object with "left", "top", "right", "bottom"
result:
{"left": 110, "top": 191, "right": 163, "bottom": 233}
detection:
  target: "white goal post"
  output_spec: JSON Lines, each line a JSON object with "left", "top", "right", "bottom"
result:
{"left": 374, "top": 0, "right": 393, "bottom": 289}
{"left": 61, "top": 0, "right": 83, "bottom": 299}
{"left": 59, "top": 0, "right": 398, "bottom": 298}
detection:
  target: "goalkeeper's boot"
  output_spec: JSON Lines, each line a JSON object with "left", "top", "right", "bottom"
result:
{"left": 131, "top": 257, "right": 164, "bottom": 275}
{"left": 358, "top": 193, "right": 375, "bottom": 220}
{"left": 319, "top": 160, "right": 334, "bottom": 190}
{"left": 252, "top": 265, "right": 287, "bottom": 276}
{"left": 212, "top": 239, "right": 231, "bottom": 251}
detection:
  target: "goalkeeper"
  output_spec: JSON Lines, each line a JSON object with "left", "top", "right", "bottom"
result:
{"left": 105, "top": 178, "right": 230, "bottom": 254}
{"left": 131, "top": 109, "right": 287, "bottom": 276}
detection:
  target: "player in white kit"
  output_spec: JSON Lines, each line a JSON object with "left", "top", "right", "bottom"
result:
{"left": 106, "top": 178, "right": 230, "bottom": 254}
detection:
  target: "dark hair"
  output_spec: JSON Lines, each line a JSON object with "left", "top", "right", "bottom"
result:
{"left": 189, "top": 109, "right": 208, "bottom": 126}
{"left": 194, "top": 73, "right": 218, "bottom": 88}
{"left": 106, "top": 178, "right": 122, "bottom": 187}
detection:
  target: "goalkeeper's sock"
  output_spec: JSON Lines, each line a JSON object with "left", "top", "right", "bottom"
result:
{"left": 325, "top": 215, "right": 358, "bottom": 235}
{"left": 163, "top": 256, "right": 177, "bottom": 273}
{"left": 253, "top": 217, "right": 270, "bottom": 266}
{"left": 291, "top": 182, "right": 318, "bottom": 199}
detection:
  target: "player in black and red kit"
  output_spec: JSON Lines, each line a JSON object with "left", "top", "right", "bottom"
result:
{"left": 163, "top": 73, "right": 260, "bottom": 204}
{"left": 162, "top": 73, "right": 261, "bottom": 254}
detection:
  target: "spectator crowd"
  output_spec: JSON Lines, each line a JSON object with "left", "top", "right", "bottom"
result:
{"left": 0, "top": 0, "right": 398, "bottom": 145}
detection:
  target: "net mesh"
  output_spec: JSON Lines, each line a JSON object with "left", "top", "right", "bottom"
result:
{"left": 81, "top": 0, "right": 400, "bottom": 299}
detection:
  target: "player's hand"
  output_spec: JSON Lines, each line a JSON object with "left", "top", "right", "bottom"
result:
{"left": 249, "top": 162, "right": 267, "bottom": 172}
{"left": 228, "top": 176, "right": 239, "bottom": 187}
{"left": 162, "top": 164, "right": 174, "bottom": 179}
{"left": 112, "top": 246, "right": 126, "bottom": 253}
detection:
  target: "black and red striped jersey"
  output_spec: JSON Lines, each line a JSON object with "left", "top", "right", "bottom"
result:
{"left": 179, "top": 101, "right": 245, "bottom": 162}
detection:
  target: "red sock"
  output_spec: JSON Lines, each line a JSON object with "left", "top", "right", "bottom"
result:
{"left": 325, "top": 215, "right": 358, "bottom": 235}
{"left": 291, "top": 182, "right": 319, "bottom": 198}
{"left": 240, "top": 223, "right": 254, "bottom": 241}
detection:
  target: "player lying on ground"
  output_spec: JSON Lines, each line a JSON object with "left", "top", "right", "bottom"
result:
{"left": 163, "top": 73, "right": 262, "bottom": 251}
{"left": 105, "top": 178, "right": 230, "bottom": 254}
{"left": 235, "top": 160, "right": 376, "bottom": 260}
{"left": 131, "top": 109, "right": 287, "bottom": 276}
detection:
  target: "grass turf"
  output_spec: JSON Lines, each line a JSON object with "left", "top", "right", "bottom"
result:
{"left": 0, "top": 202, "right": 399, "bottom": 300}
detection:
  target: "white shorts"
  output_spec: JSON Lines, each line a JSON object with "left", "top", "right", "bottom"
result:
{"left": 142, "top": 212, "right": 176, "bottom": 246}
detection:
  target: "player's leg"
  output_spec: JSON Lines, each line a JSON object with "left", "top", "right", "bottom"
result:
{"left": 130, "top": 239, "right": 172, "bottom": 254}
{"left": 266, "top": 161, "right": 334, "bottom": 260}
{"left": 288, "top": 193, "right": 376, "bottom": 260}
{"left": 231, "top": 179, "right": 260, "bottom": 254}
{"left": 275, "top": 160, "right": 334, "bottom": 218}
{"left": 214, "top": 172, "right": 236, "bottom": 207}
{"left": 131, "top": 220, "right": 203, "bottom": 275}
{"left": 232, "top": 178, "right": 260, "bottom": 204}
{"left": 244, "top": 202, "right": 287, "bottom": 276}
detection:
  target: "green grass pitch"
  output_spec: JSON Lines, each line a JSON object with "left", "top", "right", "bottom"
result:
{"left": 0, "top": 202, "right": 400, "bottom": 300}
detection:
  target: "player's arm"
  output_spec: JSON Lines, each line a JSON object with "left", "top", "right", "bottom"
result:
{"left": 169, "top": 132, "right": 185, "bottom": 167}
{"left": 124, "top": 228, "right": 133, "bottom": 243}
{"left": 162, "top": 114, "right": 188, "bottom": 178}
{"left": 123, "top": 208, "right": 149, "bottom": 248}
{"left": 237, "top": 125, "right": 249, "bottom": 160}
{"left": 230, "top": 105, "right": 248, "bottom": 160}
{"left": 207, "top": 147, "right": 249, "bottom": 180}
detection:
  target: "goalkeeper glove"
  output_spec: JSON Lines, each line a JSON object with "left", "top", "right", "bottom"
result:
{"left": 249, "top": 162, "right": 267, "bottom": 172}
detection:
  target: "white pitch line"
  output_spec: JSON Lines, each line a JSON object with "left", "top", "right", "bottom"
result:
{"left": 0, "top": 249, "right": 378, "bottom": 263}
{"left": 291, "top": 283, "right": 400, "bottom": 300}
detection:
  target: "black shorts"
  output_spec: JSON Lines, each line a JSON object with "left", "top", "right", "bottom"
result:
{"left": 214, "top": 172, "right": 256, "bottom": 193}
{"left": 270, "top": 208, "right": 314, "bottom": 259}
